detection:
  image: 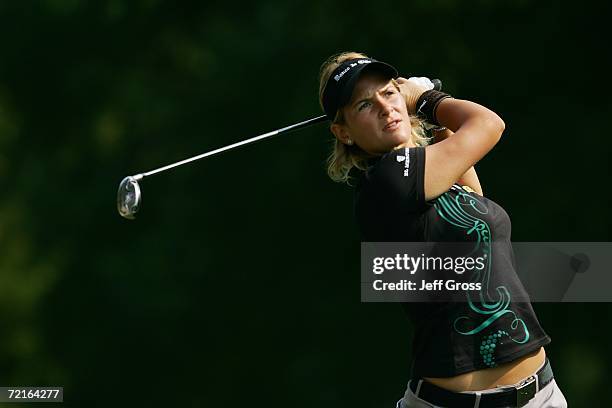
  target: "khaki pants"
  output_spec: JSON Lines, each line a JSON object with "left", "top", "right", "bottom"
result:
{"left": 397, "top": 378, "right": 567, "bottom": 408}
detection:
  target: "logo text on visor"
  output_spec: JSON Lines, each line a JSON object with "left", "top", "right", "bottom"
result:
{"left": 333, "top": 59, "right": 372, "bottom": 82}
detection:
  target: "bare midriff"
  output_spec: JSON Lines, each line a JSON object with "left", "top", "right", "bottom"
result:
{"left": 423, "top": 347, "right": 546, "bottom": 392}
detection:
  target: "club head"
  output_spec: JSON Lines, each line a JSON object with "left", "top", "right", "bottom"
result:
{"left": 117, "top": 176, "right": 142, "bottom": 219}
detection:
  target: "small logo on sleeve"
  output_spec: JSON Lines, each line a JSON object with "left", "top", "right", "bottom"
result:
{"left": 396, "top": 148, "right": 410, "bottom": 177}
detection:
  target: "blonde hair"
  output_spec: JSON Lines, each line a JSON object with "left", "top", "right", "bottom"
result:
{"left": 318, "top": 51, "right": 430, "bottom": 184}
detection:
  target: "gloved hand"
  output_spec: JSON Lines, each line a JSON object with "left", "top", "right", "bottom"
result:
{"left": 395, "top": 76, "right": 435, "bottom": 114}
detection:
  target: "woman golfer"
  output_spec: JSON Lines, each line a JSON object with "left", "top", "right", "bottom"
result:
{"left": 318, "top": 52, "right": 567, "bottom": 407}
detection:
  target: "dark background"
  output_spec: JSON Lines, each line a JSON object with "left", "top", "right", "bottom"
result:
{"left": 0, "top": 1, "right": 610, "bottom": 406}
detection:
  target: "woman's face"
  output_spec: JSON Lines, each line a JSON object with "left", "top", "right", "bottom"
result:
{"left": 331, "top": 72, "right": 413, "bottom": 155}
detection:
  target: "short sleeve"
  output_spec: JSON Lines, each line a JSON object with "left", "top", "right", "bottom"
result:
{"left": 366, "top": 146, "right": 427, "bottom": 213}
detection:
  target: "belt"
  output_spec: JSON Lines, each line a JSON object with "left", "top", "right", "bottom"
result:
{"left": 409, "top": 358, "right": 554, "bottom": 408}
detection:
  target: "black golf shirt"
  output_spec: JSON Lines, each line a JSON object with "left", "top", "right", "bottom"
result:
{"left": 354, "top": 146, "right": 551, "bottom": 378}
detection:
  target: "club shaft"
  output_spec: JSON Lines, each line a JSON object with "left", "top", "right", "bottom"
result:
{"left": 138, "top": 115, "right": 328, "bottom": 179}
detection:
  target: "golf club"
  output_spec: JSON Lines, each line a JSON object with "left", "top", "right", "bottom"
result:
{"left": 117, "top": 115, "right": 328, "bottom": 219}
{"left": 117, "top": 79, "right": 442, "bottom": 220}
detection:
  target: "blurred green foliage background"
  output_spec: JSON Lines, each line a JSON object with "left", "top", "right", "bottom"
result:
{"left": 0, "top": 0, "right": 610, "bottom": 406}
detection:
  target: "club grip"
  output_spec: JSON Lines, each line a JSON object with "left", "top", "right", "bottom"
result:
{"left": 432, "top": 79, "right": 442, "bottom": 91}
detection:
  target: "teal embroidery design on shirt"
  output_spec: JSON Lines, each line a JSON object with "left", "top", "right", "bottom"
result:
{"left": 433, "top": 186, "right": 529, "bottom": 367}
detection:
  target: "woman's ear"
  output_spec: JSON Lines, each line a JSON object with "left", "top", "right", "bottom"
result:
{"left": 331, "top": 123, "right": 353, "bottom": 146}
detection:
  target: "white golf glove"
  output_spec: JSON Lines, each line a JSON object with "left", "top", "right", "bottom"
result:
{"left": 406, "top": 76, "right": 435, "bottom": 91}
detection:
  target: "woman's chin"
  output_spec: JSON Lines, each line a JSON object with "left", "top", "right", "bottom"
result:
{"left": 388, "top": 134, "right": 412, "bottom": 150}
